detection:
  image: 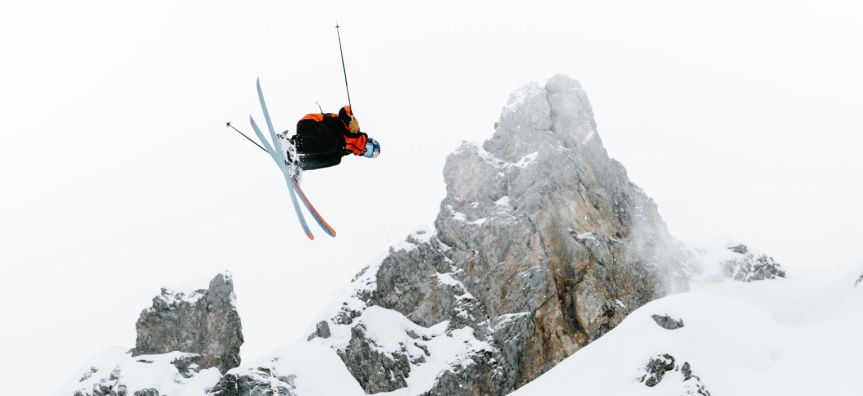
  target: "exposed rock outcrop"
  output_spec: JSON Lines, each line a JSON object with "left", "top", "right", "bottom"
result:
{"left": 306, "top": 321, "right": 331, "bottom": 340}
{"left": 336, "top": 323, "right": 410, "bottom": 393}
{"left": 651, "top": 314, "right": 684, "bottom": 330}
{"left": 66, "top": 273, "right": 238, "bottom": 396}
{"left": 722, "top": 244, "right": 785, "bottom": 282}
{"left": 209, "top": 370, "right": 298, "bottom": 396}
{"left": 133, "top": 272, "right": 243, "bottom": 374}
{"left": 638, "top": 354, "right": 710, "bottom": 395}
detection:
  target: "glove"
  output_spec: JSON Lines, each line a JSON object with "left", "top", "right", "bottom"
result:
{"left": 349, "top": 118, "right": 360, "bottom": 134}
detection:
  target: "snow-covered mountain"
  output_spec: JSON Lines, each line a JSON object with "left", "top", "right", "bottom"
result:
{"left": 510, "top": 244, "right": 863, "bottom": 395}
{"left": 57, "top": 75, "right": 860, "bottom": 396}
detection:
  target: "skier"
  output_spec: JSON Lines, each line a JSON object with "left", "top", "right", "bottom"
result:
{"left": 286, "top": 105, "right": 380, "bottom": 171}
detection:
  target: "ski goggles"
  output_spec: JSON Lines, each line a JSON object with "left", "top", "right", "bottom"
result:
{"left": 363, "top": 139, "right": 380, "bottom": 158}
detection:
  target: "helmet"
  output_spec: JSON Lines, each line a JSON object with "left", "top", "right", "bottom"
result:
{"left": 363, "top": 138, "right": 380, "bottom": 159}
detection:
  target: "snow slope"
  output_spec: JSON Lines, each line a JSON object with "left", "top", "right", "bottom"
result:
{"left": 511, "top": 260, "right": 863, "bottom": 395}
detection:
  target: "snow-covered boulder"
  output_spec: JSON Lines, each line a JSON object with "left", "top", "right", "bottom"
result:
{"left": 59, "top": 272, "right": 240, "bottom": 396}
{"left": 651, "top": 314, "right": 685, "bottom": 330}
{"left": 133, "top": 272, "right": 243, "bottom": 374}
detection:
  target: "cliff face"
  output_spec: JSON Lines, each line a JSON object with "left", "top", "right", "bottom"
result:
{"left": 281, "top": 75, "right": 695, "bottom": 395}
{"left": 431, "top": 75, "right": 692, "bottom": 385}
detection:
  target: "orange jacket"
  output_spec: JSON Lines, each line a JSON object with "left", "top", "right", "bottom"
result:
{"left": 299, "top": 106, "right": 366, "bottom": 156}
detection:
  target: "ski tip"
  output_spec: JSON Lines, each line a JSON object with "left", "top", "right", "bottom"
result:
{"left": 306, "top": 232, "right": 315, "bottom": 240}
{"left": 256, "top": 77, "right": 261, "bottom": 89}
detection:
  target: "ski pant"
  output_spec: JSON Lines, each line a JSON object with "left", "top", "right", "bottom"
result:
{"left": 292, "top": 120, "right": 344, "bottom": 170}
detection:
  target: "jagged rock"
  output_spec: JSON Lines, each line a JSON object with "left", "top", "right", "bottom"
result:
{"left": 132, "top": 272, "right": 243, "bottom": 373}
{"left": 652, "top": 314, "right": 685, "bottom": 330}
{"left": 307, "top": 321, "right": 331, "bottom": 341}
{"left": 132, "top": 389, "right": 159, "bottom": 396}
{"left": 313, "top": 75, "right": 695, "bottom": 395}
{"left": 335, "top": 324, "right": 410, "bottom": 393}
{"left": 722, "top": 244, "right": 785, "bottom": 282}
{"left": 855, "top": 273, "right": 862, "bottom": 287}
{"left": 429, "top": 75, "right": 693, "bottom": 386}
{"left": 641, "top": 354, "right": 675, "bottom": 387}
{"left": 638, "top": 354, "right": 710, "bottom": 395}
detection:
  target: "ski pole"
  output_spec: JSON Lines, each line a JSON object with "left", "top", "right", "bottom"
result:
{"left": 335, "top": 22, "right": 352, "bottom": 112}
{"left": 225, "top": 121, "right": 267, "bottom": 153}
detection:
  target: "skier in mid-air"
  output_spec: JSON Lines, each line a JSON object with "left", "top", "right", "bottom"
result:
{"left": 285, "top": 105, "right": 380, "bottom": 171}
{"left": 224, "top": 24, "right": 378, "bottom": 239}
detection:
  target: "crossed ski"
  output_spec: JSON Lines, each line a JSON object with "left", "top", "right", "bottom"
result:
{"left": 249, "top": 78, "right": 336, "bottom": 240}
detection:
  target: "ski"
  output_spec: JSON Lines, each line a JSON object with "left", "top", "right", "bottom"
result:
{"left": 290, "top": 177, "right": 336, "bottom": 237}
{"left": 272, "top": 134, "right": 336, "bottom": 237}
{"left": 249, "top": 115, "right": 314, "bottom": 240}
{"left": 252, "top": 78, "right": 337, "bottom": 239}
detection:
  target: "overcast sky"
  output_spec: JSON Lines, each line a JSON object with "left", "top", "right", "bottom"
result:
{"left": 1, "top": 1, "right": 861, "bottom": 394}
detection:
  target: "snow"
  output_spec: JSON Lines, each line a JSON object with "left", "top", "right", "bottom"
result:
{"left": 304, "top": 303, "right": 494, "bottom": 396}
{"left": 156, "top": 289, "right": 206, "bottom": 306}
{"left": 451, "top": 210, "right": 467, "bottom": 222}
{"left": 382, "top": 325, "right": 494, "bottom": 396}
{"left": 511, "top": 263, "right": 863, "bottom": 396}
{"left": 512, "top": 152, "right": 538, "bottom": 168}
{"left": 390, "top": 225, "right": 436, "bottom": 252}
{"left": 155, "top": 270, "right": 234, "bottom": 307}
{"left": 434, "top": 272, "right": 463, "bottom": 288}
{"left": 236, "top": 343, "right": 365, "bottom": 396}
{"left": 298, "top": 233, "right": 493, "bottom": 396}
{"left": 55, "top": 348, "right": 222, "bottom": 396}
{"left": 493, "top": 312, "right": 530, "bottom": 327}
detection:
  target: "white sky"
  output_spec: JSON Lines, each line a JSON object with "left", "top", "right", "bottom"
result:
{"left": 1, "top": 1, "right": 861, "bottom": 394}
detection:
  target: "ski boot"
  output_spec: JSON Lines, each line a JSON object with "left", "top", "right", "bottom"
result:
{"left": 278, "top": 131, "right": 303, "bottom": 185}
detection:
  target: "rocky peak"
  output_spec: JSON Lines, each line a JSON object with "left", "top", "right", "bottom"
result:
{"left": 276, "top": 74, "right": 697, "bottom": 396}
{"left": 133, "top": 271, "right": 243, "bottom": 374}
